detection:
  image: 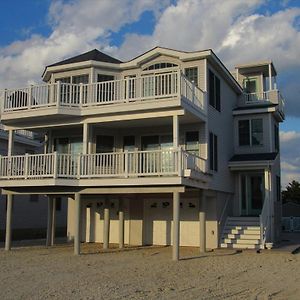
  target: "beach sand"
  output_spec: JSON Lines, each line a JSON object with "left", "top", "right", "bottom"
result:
{"left": 0, "top": 244, "right": 299, "bottom": 299}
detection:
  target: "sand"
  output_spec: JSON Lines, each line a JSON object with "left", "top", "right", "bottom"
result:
{"left": 0, "top": 244, "right": 299, "bottom": 300}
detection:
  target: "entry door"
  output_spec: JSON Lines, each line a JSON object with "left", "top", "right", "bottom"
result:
{"left": 241, "top": 173, "right": 264, "bottom": 216}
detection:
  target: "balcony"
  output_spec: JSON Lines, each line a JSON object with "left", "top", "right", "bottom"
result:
{"left": 1, "top": 71, "right": 207, "bottom": 123}
{"left": 241, "top": 90, "right": 285, "bottom": 118}
{"left": 0, "top": 149, "right": 210, "bottom": 188}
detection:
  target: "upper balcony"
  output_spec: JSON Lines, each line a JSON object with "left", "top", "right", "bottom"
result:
{"left": 1, "top": 71, "right": 207, "bottom": 125}
{"left": 240, "top": 90, "right": 285, "bottom": 119}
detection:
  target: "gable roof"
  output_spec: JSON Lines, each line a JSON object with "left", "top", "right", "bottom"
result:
{"left": 47, "top": 49, "right": 122, "bottom": 67}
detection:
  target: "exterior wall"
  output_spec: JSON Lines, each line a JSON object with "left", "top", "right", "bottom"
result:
{"left": 66, "top": 192, "right": 221, "bottom": 249}
{"left": 233, "top": 113, "right": 272, "bottom": 154}
{"left": 207, "top": 62, "right": 237, "bottom": 193}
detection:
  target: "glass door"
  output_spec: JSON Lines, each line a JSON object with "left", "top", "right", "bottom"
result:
{"left": 160, "top": 135, "right": 173, "bottom": 173}
{"left": 241, "top": 173, "right": 264, "bottom": 216}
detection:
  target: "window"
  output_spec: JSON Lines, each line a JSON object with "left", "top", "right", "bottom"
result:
{"left": 56, "top": 197, "right": 62, "bottom": 211}
{"left": 274, "top": 124, "right": 279, "bottom": 152}
{"left": 143, "top": 62, "right": 178, "bottom": 71}
{"left": 243, "top": 77, "right": 257, "bottom": 93}
{"left": 185, "top": 131, "right": 199, "bottom": 155}
{"left": 209, "top": 70, "right": 221, "bottom": 111}
{"left": 123, "top": 136, "right": 135, "bottom": 151}
{"left": 209, "top": 132, "right": 218, "bottom": 171}
{"left": 96, "top": 135, "right": 114, "bottom": 153}
{"left": 276, "top": 176, "right": 281, "bottom": 202}
{"left": 238, "top": 119, "right": 263, "bottom": 146}
{"left": 30, "top": 194, "right": 39, "bottom": 202}
{"left": 97, "top": 74, "right": 115, "bottom": 102}
{"left": 251, "top": 119, "right": 263, "bottom": 146}
{"left": 238, "top": 120, "right": 250, "bottom": 146}
{"left": 72, "top": 74, "right": 89, "bottom": 84}
{"left": 185, "top": 67, "right": 198, "bottom": 86}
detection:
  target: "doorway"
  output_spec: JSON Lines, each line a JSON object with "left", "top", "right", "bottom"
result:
{"left": 241, "top": 173, "right": 264, "bottom": 216}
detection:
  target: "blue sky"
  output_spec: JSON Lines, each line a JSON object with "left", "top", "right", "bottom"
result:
{"left": 0, "top": 0, "right": 299, "bottom": 186}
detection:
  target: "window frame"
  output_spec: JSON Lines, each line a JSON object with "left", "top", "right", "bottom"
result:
{"left": 238, "top": 118, "right": 264, "bottom": 147}
{"left": 209, "top": 70, "right": 221, "bottom": 112}
{"left": 184, "top": 67, "right": 198, "bottom": 86}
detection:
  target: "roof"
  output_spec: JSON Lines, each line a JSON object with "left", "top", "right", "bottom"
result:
{"left": 47, "top": 49, "right": 122, "bottom": 67}
{"left": 235, "top": 60, "right": 277, "bottom": 77}
{"left": 233, "top": 104, "right": 277, "bottom": 111}
{"left": 229, "top": 152, "right": 278, "bottom": 162}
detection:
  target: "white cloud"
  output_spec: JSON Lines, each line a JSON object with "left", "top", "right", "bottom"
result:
{"left": 0, "top": 0, "right": 170, "bottom": 88}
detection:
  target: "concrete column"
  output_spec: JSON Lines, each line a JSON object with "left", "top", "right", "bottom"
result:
{"left": 172, "top": 192, "right": 180, "bottom": 261}
{"left": 46, "top": 196, "right": 54, "bottom": 247}
{"left": 199, "top": 191, "right": 206, "bottom": 253}
{"left": 74, "top": 193, "right": 81, "bottom": 255}
{"left": 51, "top": 197, "right": 56, "bottom": 246}
{"left": 119, "top": 198, "right": 124, "bottom": 249}
{"left": 103, "top": 198, "right": 110, "bottom": 249}
{"left": 8, "top": 130, "right": 15, "bottom": 156}
{"left": 83, "top": 123, "right": 90, "bottom": 154}
{"left": 173, "top": 115, "right": 179, "bottom": 148}
{"left": 5, "top": 194, "right": 13, "bottom": 251}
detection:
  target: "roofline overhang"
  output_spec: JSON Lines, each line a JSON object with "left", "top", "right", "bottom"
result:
{"left": 228, "top": 160, "right": 274, "bottom": 170}
{"left": 235, "top": 60, "right": 277, "bottom": 77}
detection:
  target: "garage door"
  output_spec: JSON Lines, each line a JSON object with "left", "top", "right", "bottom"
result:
{"left": 144, "top": 197, "right": 200, "bottom": 247}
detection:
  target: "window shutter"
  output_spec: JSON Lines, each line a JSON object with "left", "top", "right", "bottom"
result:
{"left": 215, "top": 77, "right": 221, "bottom": 111}
{"left": 214, "top": 134, "right": 218, "bottom": 171}
{"left": 209, "top": 70, "right": 215, "bottom": 107}
{"left": 209, "top": 132, "right": 214, "bottom": 171}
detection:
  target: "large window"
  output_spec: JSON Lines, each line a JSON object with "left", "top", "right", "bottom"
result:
{"left": 209, "top": 70, "right": 221, "bottom": 111}
{"left": 185, "top": 131, "right": 199, "bottom": 155}
{"left": 185, "top": 67, "right": 198, "bottom": 86}
{"left": 243, "top": 77, "right": 257, "bottom": 93}
{"left": 238, "top": 119, "right": 263, "bottom": 146}
{"left": 96, "top": 135, "right": 114, "bottom": 153}
{"left": 209, "top": 132, "right": 218, "bottom": 171}
{"left": 143, "top": 62, "right": 177, "bottom": 71}
{"left": 276, "top": 176, "right": 281, "bottom": 202}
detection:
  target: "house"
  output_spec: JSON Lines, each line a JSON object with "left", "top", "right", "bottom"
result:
{"left": 0, "top": 127, "right": 67, "bottom": 241}
{"left": 0, "top": 47, "right": 284, "bottom": 260}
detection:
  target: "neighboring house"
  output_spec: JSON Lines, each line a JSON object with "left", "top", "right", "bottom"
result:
{"left": 0, "top": 128, "right": 67, "bottom": 240}
{"left": 0, "top": 47, "right": 284, "bottom": 259}
{"left": 282, "top": 202, "right": 300, "bottom": 232}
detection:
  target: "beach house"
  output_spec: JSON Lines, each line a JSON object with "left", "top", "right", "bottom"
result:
{"left": 0, "top": 47, "right": 284, "bottom": 259}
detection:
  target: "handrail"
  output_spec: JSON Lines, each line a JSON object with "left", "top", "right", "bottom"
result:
{"left": 2, "top": 71, "right": 206, "bottom": 114}
{"left": 259, "top": 193, "right": 270, "bottom": 249}
{"left": 0, "top": 149, "right": 207, "bottom": 180}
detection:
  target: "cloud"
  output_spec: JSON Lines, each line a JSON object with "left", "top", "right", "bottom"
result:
{"left": 0, "top": 0, "right": 170, "bottom": 88}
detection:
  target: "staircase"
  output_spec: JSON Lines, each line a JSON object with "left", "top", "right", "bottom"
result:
{"left": 220, "top": 217, "right": 261, "bottom": 250}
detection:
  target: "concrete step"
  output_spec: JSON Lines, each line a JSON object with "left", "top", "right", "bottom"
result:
{"left": 224, "top": 225, "right": 260, "bottom": 231}
{"left": 220, "top": 243, "right": 260, "bottom": 250}
{"left": 222, "top": 238, "right": 260, "bottom": 245}
{"left": 223, "top": 234, "right": 260, "bottom": 240}
{"left": 223, "top": 229, "right": 261, "bottom": 235}
{"left": 226, "top": 221, "right": 260, "bottom": 226}
{"left": 227, "top": 217, "right": 259, "bottom": 222}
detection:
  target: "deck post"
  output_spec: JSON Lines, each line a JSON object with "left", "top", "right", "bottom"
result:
{"left": 8, "top": 130, "right": 15, "bottom": 156}
{"left": 46, "top": 196, "right": 54, "bottom": 247}
{"left": 103, "top": 198, "right": 110, "bottom": 249}
{"left": 119, "top": 198, "right": 124, "bottom": 249}
{"left": 51, "top": 197, "right": 56, "bottom": 246}
{"left": 172, "top": 191, "right": 180, "bottom": 261}
{"left": 199, "top": 191, "right": 206, "bottom": 253}
{"left": 5, "top": 194, "right": 13, "bottom": 251}
{"left": 268, "top": 63, "right": 272, "bottom": 91}
{"left": 173, "top": 115, "right": 179, "bottom": 148}
{"left": 74, "top": 193, "right": 81, "bottom": 255}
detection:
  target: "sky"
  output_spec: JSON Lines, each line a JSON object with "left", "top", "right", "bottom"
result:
{"left": 0, "top": 0, "right": 299, "bottom": 188}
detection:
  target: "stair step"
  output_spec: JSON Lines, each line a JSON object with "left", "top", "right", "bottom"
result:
{"left": 220, "top": 243, "right": 260, "bottom": 250}
{"left": 224, "top": 225, "right": 260, "bottom": 230}
{"left": 226, "top": 221, "right": 260, "bottom": 226}
{"left": 223, "top": 234, "right": 260, "bottom": 240}
{"left": 222, "top": 238, "right": 260, "bottom": 245}
{"left": 223, "top": 229, "right": 260, "bottom": 235}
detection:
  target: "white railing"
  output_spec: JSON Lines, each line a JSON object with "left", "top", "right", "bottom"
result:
{"left": 244, "top": 91, "right": 269, "bottom": 103}
{"left": 0, "top": 149, "right": 207, "bottom": 181}
{"left": 2, "top": 71, "right": 205, "bottom": 114}
{"left": 259, "top": 193, "right": 271, "bottom": 249}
